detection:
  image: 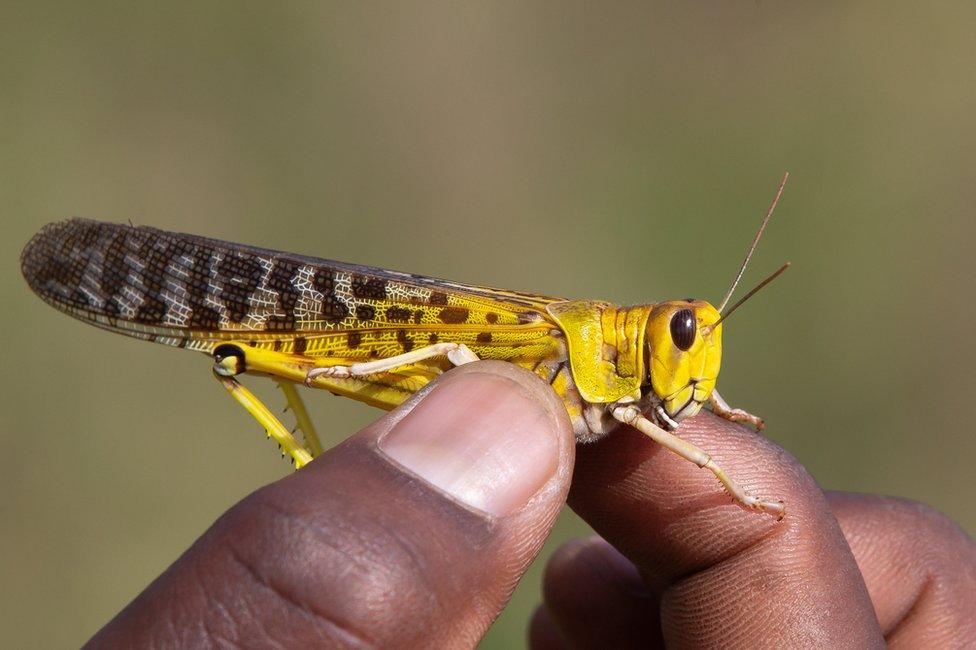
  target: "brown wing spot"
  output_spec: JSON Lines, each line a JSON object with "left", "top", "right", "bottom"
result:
{"left": 216, "top": 252, "right": 263, "bottom": 324}
{"left": 184, "top": 244, "right": 222, "bottom": 330}
{"left": 49, "top": 223, "right": 98, "bottom": 308}
{"left": 397, "top": 330, "right": 414, "bottom": 353}
{"left": 293, "top": 336, "right": 308, "bottom": 355}
{"left": 132, "top": 294, "right": 166, "bottom": 325}
{"left": 386, "top": 306, "right": 412, "bottom": 322}
{"left": 429, "top": 291, "right": 448, "bottom": 305}
{"left": 485, "top": 312, "right": 499, "bottom": 324}
{"left": 134, "top": 238, "right": 178, "bottom": 324}
{"left": 412, "top": 309, "right": 424, "bottom": 324}
{"left": 355, "top": 304, "right": 376, "bottom": 321}
{"left": 476, "top": 332, "right": 493, "bottom": 344}
{"left": 428, "top": 333, "right": 439, "bottom": 344}
{"left": 265, "top": 259, "right": 300, "bottom": 330}
{"left": 438, "top": 307, "right": 469, "bottom": 324}
{"left": 312, "top": 270, "right": 350, "bottom": 322}
{"left": 98, "top": 230, "right": 128, "bottom": 317}
{"left": 347, "top": 330, "right": 362, "bottom": 349}
{"left": 272, "top": 339, "right": 283, "bottom": 352}
{"left": 351, "top": 275, "right": 387, "bottom": 300}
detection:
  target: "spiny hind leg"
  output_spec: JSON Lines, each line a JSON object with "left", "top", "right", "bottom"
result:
{"left": 305, "top": 342, "right": 479, "bottom": 383}
{"left": 611, "top": 404, "right": 785, "bottom": 519}
{"left": 277, "top": 381, "right": 324, "bottom": 457}
{"left": 709, "top": 389, "right": 764, "bottom": 431}
{"left": 214, "top": 371, "right": 313, "bottom": 469}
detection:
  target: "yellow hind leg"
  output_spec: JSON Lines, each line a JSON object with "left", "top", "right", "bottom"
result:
{"left": 213, "top": 371, "right": 313, "bottom": 469}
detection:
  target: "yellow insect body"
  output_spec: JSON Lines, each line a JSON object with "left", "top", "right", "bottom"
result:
{"left": 21, "top": 177, "right": 789, "bottom": 517}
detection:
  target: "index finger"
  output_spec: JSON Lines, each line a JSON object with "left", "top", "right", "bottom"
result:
{"left": 568, "top": 410, "right": 885, "bottom": 648}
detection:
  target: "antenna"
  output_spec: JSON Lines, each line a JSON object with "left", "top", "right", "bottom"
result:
{"left": 707, "top": 262, "right": 790, "bottom": 332}
{"left": 716, "top": 171, "right": 790, "bottom": 313}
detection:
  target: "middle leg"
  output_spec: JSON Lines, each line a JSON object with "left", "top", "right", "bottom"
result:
{"left": 277, "top": 381, "right": 324, "bottom": 457}
{"left": 612, "top": 404, "right": 785, "bottom": 518}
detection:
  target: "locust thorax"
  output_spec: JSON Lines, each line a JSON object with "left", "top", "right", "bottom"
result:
{"left": 644, "top": 300, "right": 723, "bottom": 423}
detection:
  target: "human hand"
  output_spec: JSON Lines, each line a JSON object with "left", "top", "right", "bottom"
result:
{"left": 85, "top": 361, "right": 976, "bottom": 648}
{"left": 532, "top": 411, "right": 976, "bottom": 648}
{"left": 86, "top": 361, "right": 577, "bottom": 648}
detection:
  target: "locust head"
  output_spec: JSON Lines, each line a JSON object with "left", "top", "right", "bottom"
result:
{"left": 644, "top": 300, "right": 722, "bottom": 425}
{"left": 641, "top": 172, "right": 793, "bottom": 428}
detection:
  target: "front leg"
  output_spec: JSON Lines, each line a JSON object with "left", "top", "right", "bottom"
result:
{"left": 709, "top": 389, "right": 764, "bottom": 431}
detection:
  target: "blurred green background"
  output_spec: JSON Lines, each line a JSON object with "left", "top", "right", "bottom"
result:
{"left": 2, "top": 2, "right": 974, "bottom": 647}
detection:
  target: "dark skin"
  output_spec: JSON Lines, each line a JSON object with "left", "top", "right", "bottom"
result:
{"left": 86, "top": 362, "right": 976, "bottom": 649}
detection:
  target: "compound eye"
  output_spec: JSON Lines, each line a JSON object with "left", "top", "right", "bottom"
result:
{"left": 669, "top": 308, "right": 696, "bottom": 351}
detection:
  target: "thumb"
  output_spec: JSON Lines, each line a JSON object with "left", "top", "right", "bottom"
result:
{"left": 86, "top": 361, "right": 575, "bottom": 649}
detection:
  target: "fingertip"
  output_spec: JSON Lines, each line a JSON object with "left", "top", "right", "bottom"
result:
{"left": 827, "top": 492, "right": 976, "bottom": 643}
{"left": 375, "top": 360, "right": 575, "bottom": 517}
{"left": 543, "top": 536, "right": 646, "bottom": 605}
{"left": 440, "top": 360, "right": 577, "bottom": 449}
{"left": 541, "top": 536, "right": 662, "bottom": 648}
{"left": 528, "top": 606, "right": 566, "bottom": 650}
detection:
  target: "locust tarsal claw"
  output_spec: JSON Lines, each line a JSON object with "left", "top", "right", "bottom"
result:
{"left": 737, "top": 492, "right": 786, "bottom": 520}
{"left": 725, "top": 409, "right": 765, "bottom": 432}
{"left": 700, "top": 457, "right": 785, "bottom": 520}
{"left": 708, "top": 390, "right": 765, "bottom": 431}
